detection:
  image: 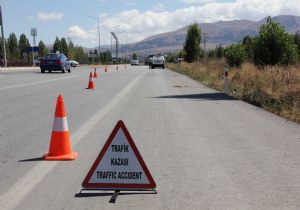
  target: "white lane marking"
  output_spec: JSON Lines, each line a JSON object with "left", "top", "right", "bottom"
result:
{"left": 0, "top": 70, "right": 147, "bottom": 210}
{"left": 0, "top": 75, "right": 81, "bottom": 90}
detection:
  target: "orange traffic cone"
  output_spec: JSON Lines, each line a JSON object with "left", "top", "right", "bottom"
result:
{"left": 93, "top": 67, "right": 98, "bottom": 78}
{"left": 43, "top": 95, "right": 77, "bottom": 160}
{"left": 87, "top": 72, "right": 95, "bottom": 89}
{"left": 105, "top": 66, "right": 107, "bottom": 72}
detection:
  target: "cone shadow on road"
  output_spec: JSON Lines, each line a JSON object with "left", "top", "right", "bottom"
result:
{"left": 18, "top": 157, "right": 43, "bottom": 162}
{"left": 152, "top": 93, "right": 237, "bottom": 101}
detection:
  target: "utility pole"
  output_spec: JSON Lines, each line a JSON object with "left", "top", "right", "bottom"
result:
{"left": 86, "top": 14, "right": 110, "bottom": 64}
{"left": 31, "top": 28, "right": 37, "bottom": 66}
{"left": 111, "top": 34, "right": 112, "bottom": 63}
{"left": 0, "top": 6, "right": 7, "bottom": 67}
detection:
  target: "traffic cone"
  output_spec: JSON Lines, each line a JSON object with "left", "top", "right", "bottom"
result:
{"left": 87, "top": 72, "right": 95, "bottom": 89}
{"left": 43, "top": 95, "right": 77, "bottom": 160}
{"left": 93, "top": 67, "right": 98, "bottom": 78}
{"left": 105, "top": 66, "right": 107, "bottom": 72}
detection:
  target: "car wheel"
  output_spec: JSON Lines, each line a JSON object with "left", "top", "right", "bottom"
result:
{"left": 62, "top": 66, "right": 66, "bottom": 73}
{"left": 41, "top": 69, "right": 45, "bottom": 73}
{"left": 163, "top": 65, "right": 165, "bottom": 69}
{"left": 68, "top": 67, "right": 71, "bottom": 73}
{"left": 49, "top": 70, "right": 52, "bottom": 73}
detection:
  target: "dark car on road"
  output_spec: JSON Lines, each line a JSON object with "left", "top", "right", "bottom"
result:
{"left": 145, "top": 54, "right": 154, "bottom": 66}
{"left": 40, "top": 53, "right": 71, "bottom": 73}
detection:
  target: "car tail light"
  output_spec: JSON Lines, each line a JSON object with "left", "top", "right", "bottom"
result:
{"left": 55, "top": 60, "right": 62, "bottom": 65}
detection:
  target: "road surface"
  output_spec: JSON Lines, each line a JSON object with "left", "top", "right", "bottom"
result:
{"left": 0, "top": 65, "right": 300, "bottom": 209}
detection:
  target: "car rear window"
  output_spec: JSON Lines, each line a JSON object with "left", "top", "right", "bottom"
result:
{"left": 44, "top": 54, "right": 61, "bottom": 59}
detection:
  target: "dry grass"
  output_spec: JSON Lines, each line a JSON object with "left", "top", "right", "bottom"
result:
{"left": 167, "top": 60, "right": 300, "bottom": 123}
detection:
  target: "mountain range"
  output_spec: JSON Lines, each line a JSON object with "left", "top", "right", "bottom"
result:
{"left": 113, "top": 15, "right": 300, "bottom": 56}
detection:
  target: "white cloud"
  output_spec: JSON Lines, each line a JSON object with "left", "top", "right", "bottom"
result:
{"left": 71, "top": 0, "right": 300, "bottom": 46}
{"left": 68, "top": 26, "right": 97, "bottom": 40}
{"left": 37, "top": 12, "right": 64, "bottom": 21}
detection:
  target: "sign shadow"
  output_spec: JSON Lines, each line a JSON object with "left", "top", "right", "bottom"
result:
{"left": 75, "top": 189, "right": 157, "bottom": 203}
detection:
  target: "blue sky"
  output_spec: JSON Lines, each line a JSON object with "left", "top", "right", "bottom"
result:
{"left": 0, "top": 0, "right": 298, "bottom": 48}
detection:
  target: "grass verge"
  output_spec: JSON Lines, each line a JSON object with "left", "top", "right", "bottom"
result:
{"left": 167, "top": 60, "right": 300, "bottom": 123}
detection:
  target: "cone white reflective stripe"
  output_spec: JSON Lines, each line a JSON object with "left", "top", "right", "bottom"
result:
{"left": 52, "top": 117, "right": 69, "bottom": 132}
{"left": 90, "top": 77, "right": 94, "bottom": 82}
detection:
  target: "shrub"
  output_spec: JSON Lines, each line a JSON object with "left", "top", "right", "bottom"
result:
{"left": 225, "top": 44, "right": 247, "bottom": 67}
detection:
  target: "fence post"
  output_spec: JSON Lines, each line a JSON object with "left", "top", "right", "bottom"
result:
{"left": 224, "top": 66, "right": 230, "bottom": 95}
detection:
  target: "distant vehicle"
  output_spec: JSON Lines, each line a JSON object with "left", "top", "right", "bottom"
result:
{"left": 69, "top": 60, "right": 79, "bottom": 67}
{"left": 175, "top": 58, "right": 183, "bottom": 63}
{"left": 40, "top": 53, "right": 71, "bottom": 73}
{"left": 145, "top": 55, "right": 154, "bottom": 65}
{"left": 131, "top": 59, "right": 139, "bottom": 65}
{"left": 33, "top": 57, "right": 43, "bottom": 66}
{"left": 150, "top": 56, "right": 165, "bottom": 69}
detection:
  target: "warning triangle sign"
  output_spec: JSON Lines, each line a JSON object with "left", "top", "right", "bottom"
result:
{"left": 82, "top": 120, "right": 156, "bottom": 189}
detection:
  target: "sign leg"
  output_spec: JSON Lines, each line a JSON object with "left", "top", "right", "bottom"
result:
{"left": 109, "top": 190, "right": 120, "bottom": 203}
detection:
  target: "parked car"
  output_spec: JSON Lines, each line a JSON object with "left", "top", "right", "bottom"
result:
{"left": 150, "top": 55, "right": 165, "bottom": 69}
{"left": 69, "top": 60, "right": 79, "bottom": 67}
{"left": 175, "top": 58, "right": 183, "bottom": 63}
{"left": 40, "top": 53, "right": 71, "bottom": 73}
{"left": 33, "top": 57, "right": 43, "bottom": 66}
{"left": 131, "top": 59, "right": 139, "bottom": 65}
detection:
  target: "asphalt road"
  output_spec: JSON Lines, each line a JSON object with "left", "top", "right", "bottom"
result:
{"left": 0, "top": 65, "right": 300, "bottom": 210}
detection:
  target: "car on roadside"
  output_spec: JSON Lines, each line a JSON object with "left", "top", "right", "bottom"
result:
{"left": 131, "top": 59, "right": 139, "bottom": 65}
{"left": 150, "top": 55, "right": 165, "bottom": 69}
{"left": 69, "top": 60, "right": 79, "bottom": 67}
{"left": 33, "top": 57, "right": 43, "bottom": 66}
{"left": 40, "top": 53, "right": 71, "bottom": 73}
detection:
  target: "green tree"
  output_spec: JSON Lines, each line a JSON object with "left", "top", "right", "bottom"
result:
{"left": 74, "top": 46, "right": 88, "bottom": 64}
{"left": 225, "top": 44, "right": 247, "bottom": 67}
{"left": 254, "top": 16, "right": 298, "bottom": 65}
{"left": 242, "top": 35, "right": 255, "bottom": 62}
{"left": 132, "top": 53, "right": 138, "bottom": 60}
{"left": 8, "top": 33, "right": 20, "bottom": 59}
{"left": 106, "top": 50, "right": 112, "bottom": 63}
{"left": 60, "top": 37, "right": 69, "bottom": 56}
{"left": 165, "top": 53, "right": 176, "bottom": 63}
{"left": 178, "top": 49, "right": 186, "bottom": 58}
{"left": 216, "top": 45, "right": 224, "bottom": 59}
{"left": 208, "top": 49, "right": 215, "bottom": 58}
{"left": 52, "top": 37, "right": 61, "bottom": 53}
{"left": 184, "top": 23, "right": 201, "bottom": 62}
{"left": 68, "top": 40, "right": 75, "bottom": 50}
{"left": 38, "top": 40, "right": 48, "bottom": 57}
{"left": 18, "top": 34, "right": 30, "bottom": 59}
{"left": 0, "top": 37, "right": 10, "bottom": 61}
{"left": 294, "top": 30, "right": 300, "bottom": 60}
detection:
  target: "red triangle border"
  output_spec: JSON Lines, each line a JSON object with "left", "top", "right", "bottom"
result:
{"left": 82, "top": 120, "right": 156, "bottom": 189}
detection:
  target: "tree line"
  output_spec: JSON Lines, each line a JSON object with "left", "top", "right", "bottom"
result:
{"left": 0, "top": 33, "right": 112, "bottom": 66}
{"left": 170, "top": 16, "right": 300, "bottom": 68}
